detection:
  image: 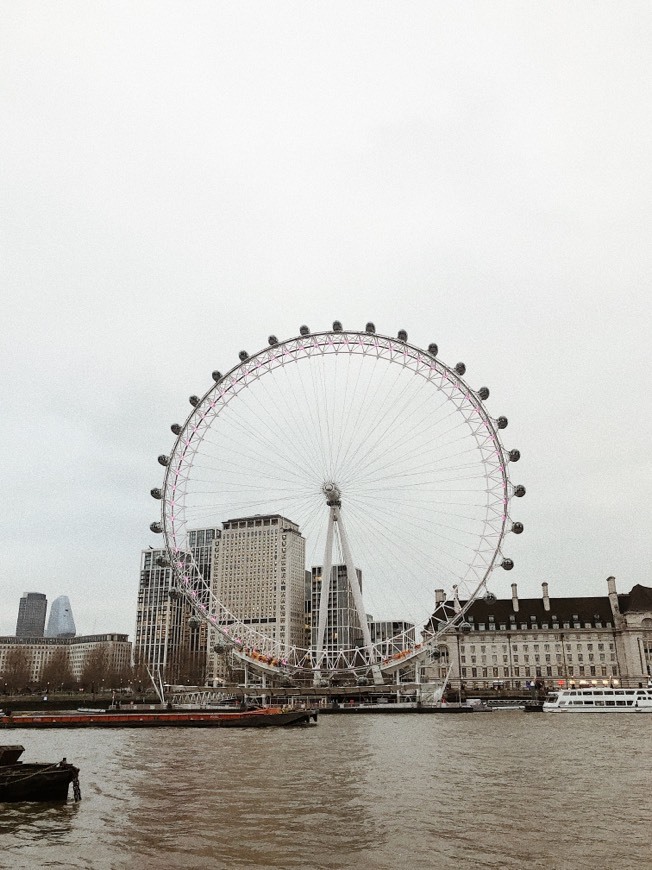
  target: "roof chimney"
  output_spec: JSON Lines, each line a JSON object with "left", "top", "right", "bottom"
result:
{"left": 542, "top": 582, "right": 550, "bottom": 612}
{"left": 606, "top": 576, "right": 624, "bottom": 627}
{"left": 434, "top": 589, "right": 446, "bottom": 606}
{"left": 511, "top": 583, "right": 519, "bottom": 613}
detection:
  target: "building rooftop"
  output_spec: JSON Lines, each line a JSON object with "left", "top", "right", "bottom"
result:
{"left": 429, "top": 582, "right": 652, "bottom": 629}
{"left": 222, "top": 514, "right": 299, "bottom": 528}
{"left": 620, "top": 584, "right": 652, "bottom": 613}
{"left": 460, "top": 596, "right": 613, "bottom": 624}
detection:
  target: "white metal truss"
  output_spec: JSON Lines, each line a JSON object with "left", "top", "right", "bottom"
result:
{"left": 156, "top": 328, "right": 520, "bottom": 681}
{"left": 314, "top": 483, "right": 384, "bottom": 685}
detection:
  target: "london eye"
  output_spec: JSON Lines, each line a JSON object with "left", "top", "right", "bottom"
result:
{"left": 150, "top": 323, "right": 524, "bottom": 684}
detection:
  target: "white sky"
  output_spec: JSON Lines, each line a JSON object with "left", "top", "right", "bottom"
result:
{"left": 2, "top": 2, "right": 651, "bottom": 637}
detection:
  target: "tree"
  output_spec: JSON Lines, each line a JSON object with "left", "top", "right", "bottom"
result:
{"left": 131, "top": 656, "right": 150, "bottom": 693}
{"left": 111, "top": 661, "right": 134, "bottom": 691}
{"left": 2, "top": 646, "right": 31, "bottom": 692}
{"left": 41, "top": 647, "right": 75, "bottom": 691}
{"left": 79, "top": 646, "right": 109, "bottom": 691}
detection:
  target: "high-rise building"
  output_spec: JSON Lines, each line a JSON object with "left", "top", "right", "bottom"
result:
{"left": 134, "top": 528, "right": 221, "bottom": 685}
{"left": 210, "top": 514, "right": 306, "bottom": 658}
{"left": 15, "top": 592, "right": 47, "bottom": 638}
{"left": 304, "top": 569, "right": 313, "bottom": 650}
{"left": 368, "top": 620, "right": 416, "bottom": 658}
{"left": 135, "top": 547, "right": 180, "bottom": 681}
{"left": 310, "top": 564, "right": 364, "bottom": 656}
{"left": 45, "top": 595, "right": 76, "bottom": 638}
{"left": 186, "top": 528, "right": 219, "bottom": 680}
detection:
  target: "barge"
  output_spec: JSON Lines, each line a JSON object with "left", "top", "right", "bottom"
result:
{"left": 0, "top": 706, "right": 317, "bottom": 729}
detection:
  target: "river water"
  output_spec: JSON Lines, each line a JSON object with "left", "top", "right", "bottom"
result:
{"left": 0, "top": 712, "right": 650, "bottom": 870}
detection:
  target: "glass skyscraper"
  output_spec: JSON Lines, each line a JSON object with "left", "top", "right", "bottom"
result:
{"left": 15, "top": 592, "right": 47, "bottom": 638}
{"left": 45, "top": 595, "right": 76, "bottom": 638}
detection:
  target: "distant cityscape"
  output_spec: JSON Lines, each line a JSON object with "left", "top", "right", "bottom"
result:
{"left": 136, "top": 514, "right": 652, "bottom": 691}
{"left": 1, "top": 592, "right": 130, "bottom": 692}
{"left": 2, "top": 512, "right": 650, "bottom": 694}
{"left": 15, "top": 592, "right": 76, "bottom": 639}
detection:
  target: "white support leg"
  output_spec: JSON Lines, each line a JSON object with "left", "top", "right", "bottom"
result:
{"left": 315, "top": 482, "right": 384, "bottom": 687}
{"left": 314, "top": 509, "right": 336, "bottom": 685}
{"left": 336, "top": 507, "right": 384, "bottom": 685}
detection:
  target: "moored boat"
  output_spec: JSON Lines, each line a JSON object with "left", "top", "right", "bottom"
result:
{"left": 0, "top": 706, "right": 317, "bottom": 729}
{"left": 543, "top": 687, "right": 652, "bottom": 713}
{"left": 0, "top": 745, "right": 81, "bottom": 802}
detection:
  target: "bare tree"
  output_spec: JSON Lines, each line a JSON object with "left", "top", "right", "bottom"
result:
{"left": 2, "top": 646, "right": 31, "bottom": 692}
{"left": 41, "top": 647, "right": 75, "bottom": 691}
{"left": 79, "top": 646, "right": 109, "bottom": 691}
{"left": 131, "top": 656, "right": 150, "bottom": 693}
{"left": 110, "top": 661, "right": 134, "bottom": 691}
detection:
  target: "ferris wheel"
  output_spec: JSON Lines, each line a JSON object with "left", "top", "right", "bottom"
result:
{"left": 150, "top": 323, "right": 524, "bottom": 684}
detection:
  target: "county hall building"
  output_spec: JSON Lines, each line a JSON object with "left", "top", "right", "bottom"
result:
{"left": 425, "top": 577, "right": 652, "bottom": 690}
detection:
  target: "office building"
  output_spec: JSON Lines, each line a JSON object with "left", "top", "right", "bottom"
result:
{"left": 45, "top": 595, "right": 76, "bottom": 638}
{"left": 15, "top": 592, "right": 47, "bottom": 638}
{"left": 368, "top": 620, "right": 416, "bottom": 658}
{"left": 134, "top": 528, "right": 221, "bottom": 685}
{"left": 310, "top": 564, "right": 364, "bottom": 656}
{"left": 209, "top": 515, "right": 306, "bottom": 678}
{"left": 0, "top": 633, "right": 131, "bottom": 685}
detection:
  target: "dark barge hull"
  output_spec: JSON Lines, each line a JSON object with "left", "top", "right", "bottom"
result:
{"left": 523, "top": 702, "right": 545, "bottom": 712}
{"left": 0, "top": 763, "right": 79, "bottom": 801}
{"left": 0, "top": 708, "right": 316, "bottom": 729}
{"left": 0, "top": 746, "right": 80, "bottom": 802}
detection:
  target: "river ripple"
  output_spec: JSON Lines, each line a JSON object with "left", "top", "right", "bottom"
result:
{"left": 0, "top": 713, "right": 650, "bottom": 869}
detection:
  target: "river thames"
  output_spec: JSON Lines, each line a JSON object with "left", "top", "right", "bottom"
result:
{"left": 1, "top": 713, "right": 649, "bottom": 869}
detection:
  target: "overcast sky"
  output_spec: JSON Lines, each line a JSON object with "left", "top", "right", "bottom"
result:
{"left": 2, "top": 2, "right": 651, "bottom": 637}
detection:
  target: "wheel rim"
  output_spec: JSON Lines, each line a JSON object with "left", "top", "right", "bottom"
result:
{"left": 157, "top": 329, "right": 519, "bottom": 678}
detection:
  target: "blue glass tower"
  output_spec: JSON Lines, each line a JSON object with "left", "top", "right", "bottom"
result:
{"left": 45, "top": 595, "right": 76, "bottom": 638}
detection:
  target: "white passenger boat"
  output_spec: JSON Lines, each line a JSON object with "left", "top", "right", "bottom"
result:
{"left": 543, "top": 687, "right": 652, "bottom": 713}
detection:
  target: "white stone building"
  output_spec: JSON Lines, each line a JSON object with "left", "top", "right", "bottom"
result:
{"left": 423, "top": 577, "right": 652, "bottom": 690}
{"left": 0, "top": 633, "right": 131, "bottom": 685}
